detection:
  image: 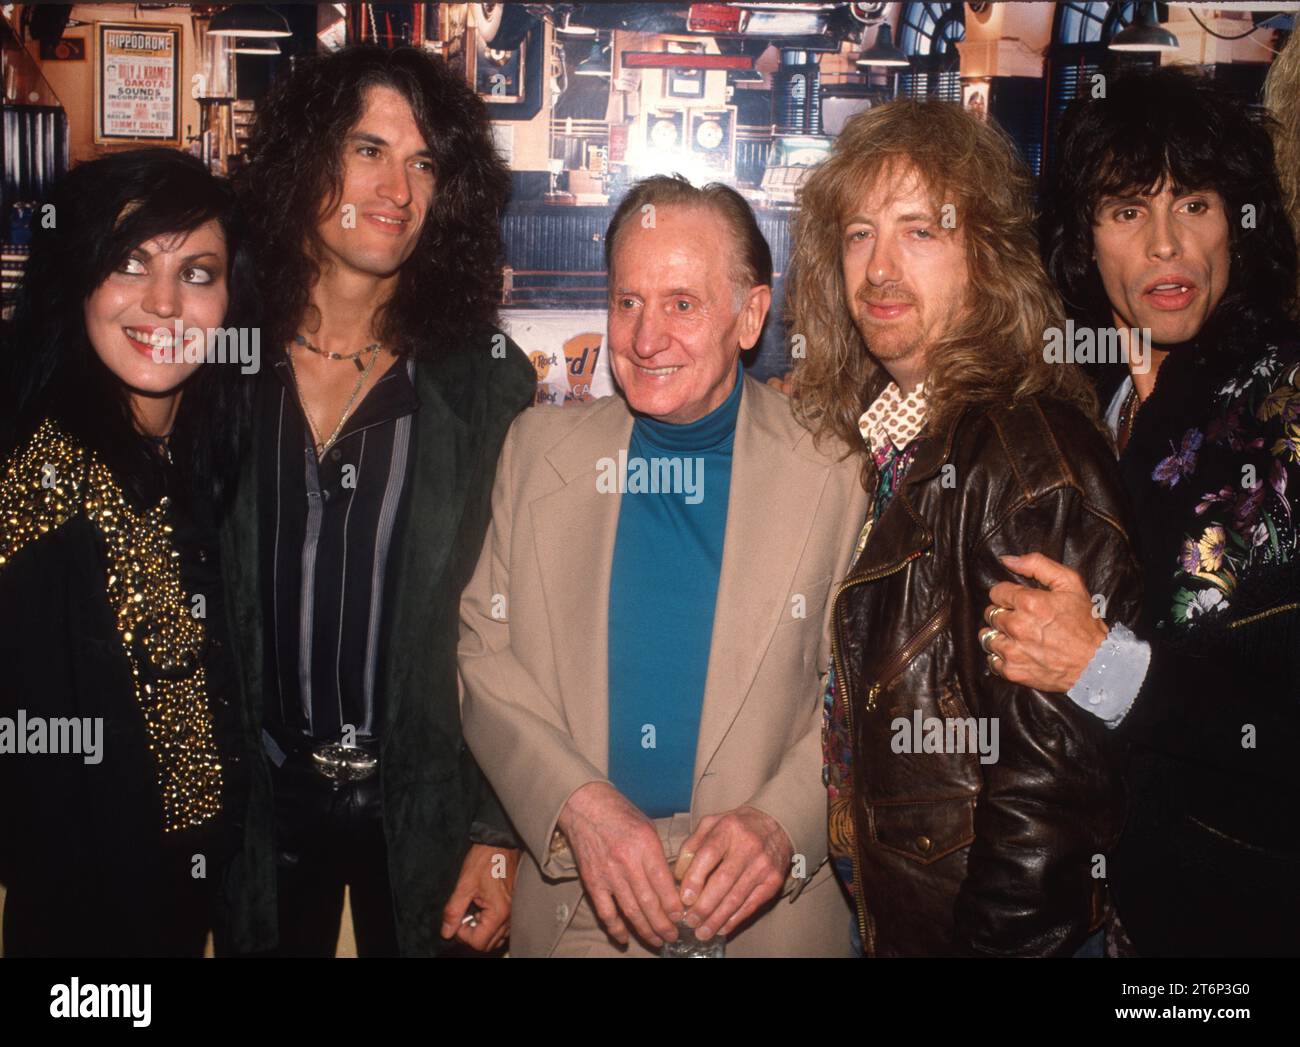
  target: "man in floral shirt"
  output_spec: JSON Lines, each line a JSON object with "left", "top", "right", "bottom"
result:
{"left": 985, "top": 67, "right": 1300, "bottom": 956}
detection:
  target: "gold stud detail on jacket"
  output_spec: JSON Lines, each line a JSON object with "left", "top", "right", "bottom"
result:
{"left": 0, "top": 419, "right": 223, "bottom": 832}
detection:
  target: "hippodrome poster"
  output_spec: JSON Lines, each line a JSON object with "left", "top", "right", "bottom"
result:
{"left": 95, "top": 22, "right": 181, "bottom": 145}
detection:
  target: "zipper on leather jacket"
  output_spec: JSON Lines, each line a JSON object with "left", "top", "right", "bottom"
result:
{"left": 864, "top": 605, "right": 950, "bottom": 712}
{"left": 830, "top": 548, "right": 928, "bottom": 955}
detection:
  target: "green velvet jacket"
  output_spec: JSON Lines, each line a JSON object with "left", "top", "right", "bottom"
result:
{"left": 217, "top": 335, "right": 534, "bottom": 957}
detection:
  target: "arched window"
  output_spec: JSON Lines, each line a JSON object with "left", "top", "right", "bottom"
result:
{"left": 1055, "top": 1, "right": 1136, "bottom": 45}
{"left": 898, "top": 3, "right": 965, "bottom": 102}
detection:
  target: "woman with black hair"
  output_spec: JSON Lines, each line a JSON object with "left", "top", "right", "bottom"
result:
{"left": 0, "top": 148, "right": 258, "bottom": 956}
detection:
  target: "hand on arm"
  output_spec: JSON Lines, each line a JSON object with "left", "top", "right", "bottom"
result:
{"left": 674, "top": 805, "right": 793, "bottom": 942}
{"left": 956, "top": 487, "right": 1134, "bottom": 954}
{"left": 983, "top": 552, "right": 1109, "bottom": 693}
{"left": 556, "top": 781, "right": 683, "bottom": 949}
{"left": 766, "top": 371, "right": 794, "bottom": 397}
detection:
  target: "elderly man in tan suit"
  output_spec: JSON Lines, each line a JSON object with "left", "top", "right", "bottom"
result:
{"left": 458, "top": 177, "right": 867, "bottom": 957}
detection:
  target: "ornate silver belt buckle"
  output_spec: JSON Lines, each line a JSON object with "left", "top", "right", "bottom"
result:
{"left": 310, "top": 742, "right": 378, "bottom": 782}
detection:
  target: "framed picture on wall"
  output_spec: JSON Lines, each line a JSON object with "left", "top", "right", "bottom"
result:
{"left": 666, "top": 65, "right": 705, "bottom": 99}
{"left": 688, "top": 106, "right": 736, "bottom": 176}
{"left": 466, "top": 21, "right": 544, "bottom": 120}
{"left": 962, "top": 81, "right": 989, "bottom": 123}
{"left": 663, "top": 40, "right": 707, "bottom": 99}
{"left": 645, "top": 108, "right": 686, "bottom": 153}
{"left": 94, "top": 22, "right": 181, "bottom": 145}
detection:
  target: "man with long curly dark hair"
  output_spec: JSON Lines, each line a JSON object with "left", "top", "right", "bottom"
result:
{"left": 984, "top": 66, "right": 1300, "bottom": 956}
{"left": 218, "top": 44, "right": 534, "bottom": 958}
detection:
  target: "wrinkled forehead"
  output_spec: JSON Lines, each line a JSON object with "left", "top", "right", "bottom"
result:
{"left": 611, "top": 204, "right": 731, "bottom": 275}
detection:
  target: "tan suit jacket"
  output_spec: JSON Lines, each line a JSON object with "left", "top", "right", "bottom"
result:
{"left": 458, "top": 375, "right": 869, "bottom": 956}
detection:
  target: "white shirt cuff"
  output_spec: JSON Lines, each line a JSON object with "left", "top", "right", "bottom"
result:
{"left": 1066, "top": 622, "right": 1150, "bottom": 728}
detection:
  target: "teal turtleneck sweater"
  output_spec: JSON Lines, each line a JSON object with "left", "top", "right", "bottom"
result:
{"left": 607, "top": 367, "right": 743, "bottom": 817}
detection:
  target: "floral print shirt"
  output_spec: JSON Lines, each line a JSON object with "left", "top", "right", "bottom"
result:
{"left": 1155, "top": 346, "right": 1299, "bottom": 629}
{"left": 823, "top": 382, "right": 927, "bottom": 908}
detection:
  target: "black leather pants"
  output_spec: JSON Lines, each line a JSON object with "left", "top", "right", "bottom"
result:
{"left": 262, "top": 748, "right": 399, "bottom": 958}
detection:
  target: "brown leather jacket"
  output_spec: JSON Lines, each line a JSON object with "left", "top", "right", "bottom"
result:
{"left": 832, "top": 396, "right": 1140, "bottom": 957}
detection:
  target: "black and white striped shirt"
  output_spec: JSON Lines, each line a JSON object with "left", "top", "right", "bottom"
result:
{"left": 259, "top": 354, "right": 418, "bottom": 744}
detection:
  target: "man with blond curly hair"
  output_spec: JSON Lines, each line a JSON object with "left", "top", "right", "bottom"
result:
{"left": 788, "top": 100, "right": 1140, "bottom": 956}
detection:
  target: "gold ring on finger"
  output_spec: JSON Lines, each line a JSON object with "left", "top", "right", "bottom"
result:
{"left": 979, "top": 626, "right": 1001, "bottom": 653}
{"left": 988, "top": 651, "right": 1004, "bottom": 672}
